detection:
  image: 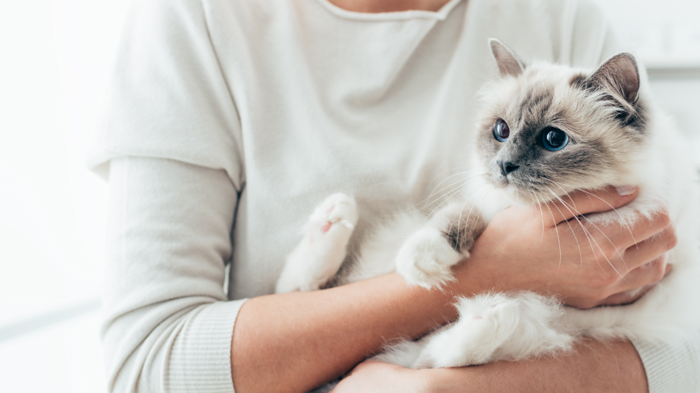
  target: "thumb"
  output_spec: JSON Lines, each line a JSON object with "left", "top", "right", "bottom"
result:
{"left": 543, "top": 185, "right": 638, "bottom": 226}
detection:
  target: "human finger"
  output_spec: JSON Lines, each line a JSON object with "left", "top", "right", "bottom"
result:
{"left": 331, "top": 361, "right": 417, "bottom": 393}
{"left": 608, "top": 254, "right": 669, "bottom": 297}
{"left": 542, "top": 186, "right": 638, "bottom": 226}
{"left": 563, "top": 256, "right": 670, "bottom": 309}
{"left": 619, "top": 224, "right": 677, "bottom": 271}
{"left": 593, "top": 223, "right": 675, "bottom": 278}
{"left": 598, "top": 257, "right": 672, "bottom": 306}
{"left": 607, "top": 208, "right": 672, "bottom": 250}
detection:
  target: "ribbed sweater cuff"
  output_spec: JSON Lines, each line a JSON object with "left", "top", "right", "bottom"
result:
{"left": 631, "top": 335, "right": 700, "bottom": 393}
{"left": 167, "top": 299, "right": 247, "bottom": 393}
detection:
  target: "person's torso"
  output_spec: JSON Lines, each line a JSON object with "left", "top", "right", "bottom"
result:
{"left": 205, "top": 0, "right": 582, "bottom": 298}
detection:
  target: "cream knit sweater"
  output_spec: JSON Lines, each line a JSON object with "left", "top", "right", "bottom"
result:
{"left": 90, "top": 0, "right": 700, "bottom": 391}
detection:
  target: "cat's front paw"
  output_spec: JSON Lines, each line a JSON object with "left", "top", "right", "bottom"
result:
{"left": 322, "top": 193, "right": 358, "bottom": 232}
{"left": 276, "top": 193, "right": 358, "bottom": 293}
{"left": 396, "top": 228, "right": 463, "bottom": 289}
{"left": 414, "top": 295, "right": 521, "bottom": 368}
{"left": 303, "top": 193, "right": 358, "bottom": 244}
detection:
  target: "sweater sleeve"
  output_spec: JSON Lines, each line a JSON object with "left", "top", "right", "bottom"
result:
{"left": 566, "top": 1, "right": 700, "bottom": 391}
{"left": 90, "top": 0, "right": 247, "bottom": 391}
{"left": 631, "top": 334, "right": 700, "bottom": 393}
{"left": 88, "top": 0, "right": 245, "bottom": 189}
{"left": 103, "top": 156, "right": 244, "bottom": 393}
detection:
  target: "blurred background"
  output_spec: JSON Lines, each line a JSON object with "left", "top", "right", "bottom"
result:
{"left": 0, "top": 0, "right": 698, "bottom": 392}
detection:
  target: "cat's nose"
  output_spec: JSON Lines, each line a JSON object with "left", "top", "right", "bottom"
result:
{"left": 497, "top": 160, "right": 519, "bottom": 176}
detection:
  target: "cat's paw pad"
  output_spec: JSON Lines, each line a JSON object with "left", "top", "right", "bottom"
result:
{"left": 305, "top": 193, "right": 358, "bottom": 240}
{"left": 323, "top": 193, "right": 358, "bottom": 231}
{"left": 396, "top": 228, "right": 463, "bottom": 289}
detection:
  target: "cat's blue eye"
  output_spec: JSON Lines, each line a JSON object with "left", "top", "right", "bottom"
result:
{"left": 493, "top": 119, "right": 509, "bottom": 142}
{"left": 542, "top": 128, "right": 569, "bottom": 151}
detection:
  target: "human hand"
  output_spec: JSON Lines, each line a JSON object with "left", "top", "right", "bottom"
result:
{"left": 331, "top": 360, "right": 429, "bottom": 393}
{"left": 455, "top": 186, "right": 676, "bottom": 309}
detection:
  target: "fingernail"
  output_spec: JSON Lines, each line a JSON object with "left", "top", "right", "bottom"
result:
{"left": 616, "top": 185, "right": 636, "bottom": 196}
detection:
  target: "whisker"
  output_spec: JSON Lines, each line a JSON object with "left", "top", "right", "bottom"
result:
{"left": 544, "top": 180, "right": 578, "bottom": 213}
{"left": 549, "top": 179, "right": 638, "bottom": 249}
{"left": 553, "top": 194, "right": 597, "bottom": 275}
{"left": 545, "top": 185, "right": 627, "bottom": 278}
{"left": 422, "top": 181, "right": 489, "bottom": 231}
{"left": 547, "top": 189, "right": 585, "bottom": 268}
{"left": 381, "top": 172, "right": 486, "bottom": 219}
{"left": 418, "top": 171, "right": 484, "bottom": 206}
{"left": 456, "top": 197, "right": 474, "bottom": 248}
{"left": 423, "top": 173, "right": 487, "bottom": 212}
{"left": 544, "top": 188, "right": 585, "bottom": 269}
{"left": 544, "top": 188, "right": 582, "bottom": 274}
{"left": 543, "top": 201, "right": 562, "bottom": 271}
{"left": 530, "top": 192, "right": 546, "bottom": 248}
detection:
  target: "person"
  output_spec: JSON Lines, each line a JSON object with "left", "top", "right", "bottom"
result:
{"left": 89, "top": 0, "right": 700, "bottom": 392}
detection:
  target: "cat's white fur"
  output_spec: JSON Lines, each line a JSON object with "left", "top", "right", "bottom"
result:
{"left": 276, "top": 46, "right": 700, "bottom": 372}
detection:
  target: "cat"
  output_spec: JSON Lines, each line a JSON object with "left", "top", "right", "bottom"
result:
{"left": 276, "top": 39, "right": 700, "bottom": 373}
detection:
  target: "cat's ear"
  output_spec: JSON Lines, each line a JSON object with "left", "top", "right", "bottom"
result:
{"left": 489, "top": 39, "right": 525, "bottom": 78}
{"left": 585, "top": 53, "right": 640, "bottom": 104}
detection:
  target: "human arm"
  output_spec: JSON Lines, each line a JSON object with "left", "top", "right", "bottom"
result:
{"left": 100, "top": 152, "right": 671, "bottom": 393}
{"left": 329, "top": 185, "right": 685, "bottom": 393}
{"left": 100, "top": 156, "right": 243, "bottom": 392}
{"left": 93, "top": 0, "right": 248, "bottom": 390}
{"left": 232, "top": 185, "right": 679, "bottom": 393}
{"left": 334, "top": 339, "right": 648, "bottom": 393}
{"left": 335, "top": 332, "right": 700, "bottom": 393}
{"left": 330, "top": 186, "right": 697, "bottom": 393}
{"left": 426, "top": 339, "right": 648, "bottom": 393}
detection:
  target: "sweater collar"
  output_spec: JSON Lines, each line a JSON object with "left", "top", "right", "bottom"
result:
{"left": 314, "top": 0, "right": 464, "bottom": 21}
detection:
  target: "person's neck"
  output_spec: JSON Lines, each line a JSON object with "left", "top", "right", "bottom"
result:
{"left": 327, "top": 0, "right": 452, "bottom": 13}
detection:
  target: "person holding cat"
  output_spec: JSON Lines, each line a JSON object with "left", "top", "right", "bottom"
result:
{"left": 90, "top": 0, "right": 700, "bottom": 392}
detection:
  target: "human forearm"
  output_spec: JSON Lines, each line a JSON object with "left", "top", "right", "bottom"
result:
{"left": 102, "top": 157, "right": 241, "bottom": 392}
{"left": 231, "top": 272, "right": 463, "bottom": 393}
{"left": 424, "top": 339, "right": 647, "bottom": 393}
{"left": 231, "top": 186, "right": 675, "bottom": 393}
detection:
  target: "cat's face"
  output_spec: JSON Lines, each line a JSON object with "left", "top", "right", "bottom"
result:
{"left": 475, "top": 40, "right": 648, "bottom": 205}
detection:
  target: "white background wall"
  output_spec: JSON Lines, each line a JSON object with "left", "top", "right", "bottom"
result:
{"left": 597, "top": 0, "right": 700, "bottom": 68}
{"left": 0, "top": 1, "right": 128, "bottom": 391}
{"left": 0, "top": 1, "right": 698, "bottom": 392}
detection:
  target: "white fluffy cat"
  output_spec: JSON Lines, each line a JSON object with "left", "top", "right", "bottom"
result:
{"left": 276, "top": 39, "right": 700, "bottom": 371}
